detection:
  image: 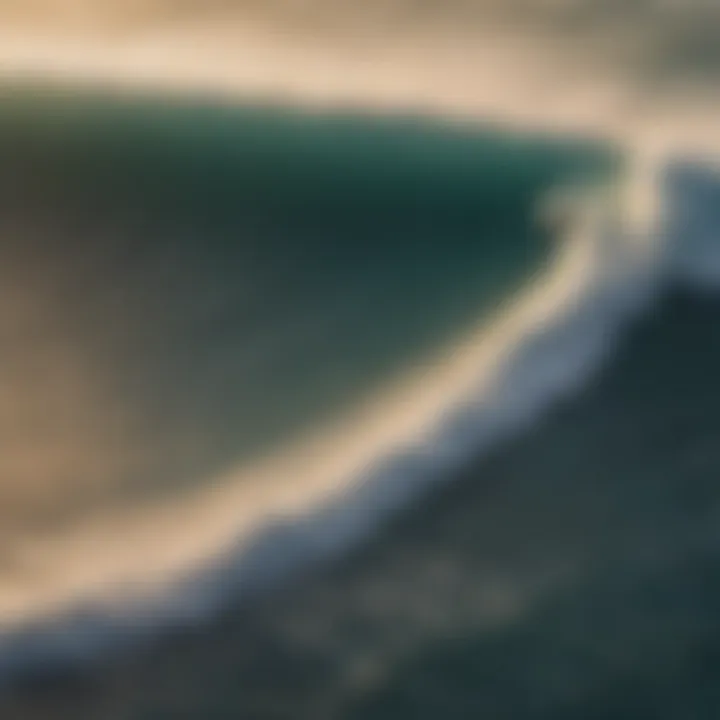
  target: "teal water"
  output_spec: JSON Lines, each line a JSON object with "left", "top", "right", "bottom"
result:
{"left": 0, "top": 85, "right": 615, "bottom": 520}
{"left": 13, "top": 87, "right": 720, "bottom": 720}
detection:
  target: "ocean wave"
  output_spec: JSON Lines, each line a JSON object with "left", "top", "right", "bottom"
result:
{"left": 0, "top": 142, "right": 718, "bottom": 681}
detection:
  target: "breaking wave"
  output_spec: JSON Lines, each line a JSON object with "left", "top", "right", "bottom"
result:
{"left": 0, "top": 134, "right": 718, "bottom": 681}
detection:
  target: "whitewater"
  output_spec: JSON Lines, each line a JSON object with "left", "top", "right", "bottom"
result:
{"left": 0, "top": 6, "right": 719, "bottom": 679}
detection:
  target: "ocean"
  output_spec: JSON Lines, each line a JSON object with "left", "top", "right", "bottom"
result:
{"left": 0, "top": 3, "right": 719, "bottom": 718}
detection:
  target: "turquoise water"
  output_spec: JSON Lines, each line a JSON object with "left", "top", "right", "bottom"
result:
{"left": 0, "top": 86, "right": 615, "bottom": 518}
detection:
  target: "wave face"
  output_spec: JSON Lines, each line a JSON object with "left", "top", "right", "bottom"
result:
{"left": 0, "top": 113, "right": 718, "bottom": 716}
{"left": 0, "top": 87, "right": 620, "bottom": 664}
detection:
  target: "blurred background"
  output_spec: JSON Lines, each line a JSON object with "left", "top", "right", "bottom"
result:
{"left": 0, "top": 2, "right": 719, "bottom": 719}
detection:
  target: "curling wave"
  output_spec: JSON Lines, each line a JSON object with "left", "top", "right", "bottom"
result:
{"left": 0, "top": 140, "right": 719, "bottom": 680}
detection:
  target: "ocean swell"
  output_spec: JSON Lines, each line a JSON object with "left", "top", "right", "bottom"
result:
{"left": 0, "top": 147, "right": 718, "bottom": 680}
